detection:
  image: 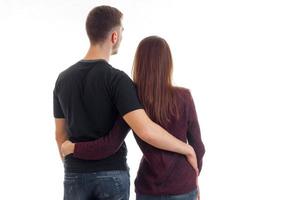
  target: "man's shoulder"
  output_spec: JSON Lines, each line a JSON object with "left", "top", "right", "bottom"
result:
{"left": 107, "top": 66, "right": 131, "bottom": 83}
{"left": 56, "top": 62, "right": 80, "bottom": 79}
{"left": 54, "top": 61, "right": 132, "bottom": 88}
{"left": 53, "top": 61, "right": 85, "bottom": 91}
{"left": 56, "top": 60, "right": 110, "bottom": 80}
{"left": 88, "top": 61, "right": 128, "bottom": 79}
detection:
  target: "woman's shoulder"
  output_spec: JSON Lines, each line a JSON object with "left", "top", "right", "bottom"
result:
{"left": 173, "top": 86, "right": 195, "bottom": 111}
{"left": 173, "top": 86, "right": 192, "bottom": 97}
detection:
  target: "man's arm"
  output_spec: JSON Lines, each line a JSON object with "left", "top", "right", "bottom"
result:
{"left": 55, "top": 118, "right": 68, "bottom": 161}
{"left": 123, "top": 109, "right": 199, "bottom": 173}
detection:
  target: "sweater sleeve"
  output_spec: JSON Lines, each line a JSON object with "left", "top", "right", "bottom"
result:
{"left": 73, "top": 117, "right": 130, "bottom": 160}
{"left": 186, "top": 90, "right": 206, "bottom": 175}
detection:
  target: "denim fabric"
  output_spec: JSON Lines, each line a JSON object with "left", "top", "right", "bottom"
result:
{"left": 64, "top": 170, "right": 130, "bottom": 200}
{"left": 136, "top": 189, "right": 198, "bottom": 200}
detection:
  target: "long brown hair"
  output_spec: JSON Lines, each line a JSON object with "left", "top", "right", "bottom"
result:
{"left": 132, "top": 36, "right": 180, "bottom": 126}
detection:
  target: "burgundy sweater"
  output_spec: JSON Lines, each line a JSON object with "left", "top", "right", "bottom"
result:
{"left": 73, "top": 88, "right": 205, "bottom": 195}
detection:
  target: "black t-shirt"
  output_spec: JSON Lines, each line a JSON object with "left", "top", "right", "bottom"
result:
{"left": 53, "top": 59, "right": 143, "bottom": 173}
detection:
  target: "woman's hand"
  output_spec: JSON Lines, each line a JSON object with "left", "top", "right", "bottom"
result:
{"left": 61, "top": 140, "right": 75, "bottom": 157}
{"left": 185, "top": 145, "right": 199, "bottom": 175}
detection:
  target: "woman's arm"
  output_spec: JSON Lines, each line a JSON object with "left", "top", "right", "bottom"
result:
{"left": 61, "top": 116, "right": 130, "bottom": 160}
{"left": 186, "top": 90, "right": 206, "bottom": 175}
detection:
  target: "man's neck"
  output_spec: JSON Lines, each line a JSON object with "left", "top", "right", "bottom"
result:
{"left": 83, "top": 44, "right": 111, "bottom": 61}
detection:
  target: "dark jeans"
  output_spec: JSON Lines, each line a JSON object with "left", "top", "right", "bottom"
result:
{"left": 136, "top": 189, "right": 198, "bottom": 200}
{"left": 64, "top": 170, "right": 130, "bottom": 200}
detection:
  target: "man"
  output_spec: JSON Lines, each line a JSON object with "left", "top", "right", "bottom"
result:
{"left": 54, "top": 5, "right": 198, "bottom": 200}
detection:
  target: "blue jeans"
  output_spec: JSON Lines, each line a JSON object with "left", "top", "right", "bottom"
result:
{"left": 136, "top": 189, "right": 198, "bottom": 200}
{"left": 64, "top": 170, "right": 130, "bottom": 200}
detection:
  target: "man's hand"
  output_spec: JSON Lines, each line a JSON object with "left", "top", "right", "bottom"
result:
{"left": 61, "top": 140, "right": 75, "bottom": 157}
{"left": 186, "top": 145, "right": 200, "bottom": 199}
{"left": 196, "top": 179, "right": 200, "bottom": 200}
{"left": 186, "top": 145, "right": 199, "bottom": 175}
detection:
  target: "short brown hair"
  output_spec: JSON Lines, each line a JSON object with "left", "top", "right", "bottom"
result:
{"left": 86, "top": 6, "right": 123, "bottom": 44}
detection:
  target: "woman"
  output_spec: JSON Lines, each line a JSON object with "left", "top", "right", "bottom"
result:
{"left": 62, "top": 36, "right": 205, "bottom": 200}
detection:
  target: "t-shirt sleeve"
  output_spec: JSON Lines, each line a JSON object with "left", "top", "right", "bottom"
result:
{"left": 53, "top": 88, "right": 65, "bottom": 118}
{"left": 110, "top": 71, "right": 143, "bottom": 116}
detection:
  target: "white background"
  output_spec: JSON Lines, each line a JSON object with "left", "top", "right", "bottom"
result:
{"left": 0, "top": 0, "right": 299, "bottom": 199}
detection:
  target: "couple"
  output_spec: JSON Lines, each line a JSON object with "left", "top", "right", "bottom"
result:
{"left": 53, "top": 5, "right": 205, "bottom": 200}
